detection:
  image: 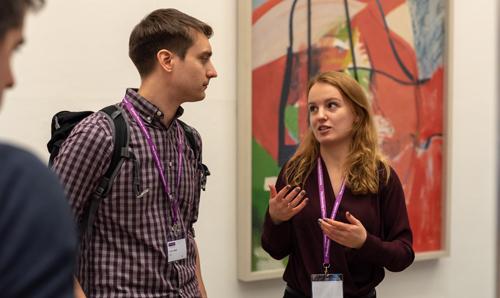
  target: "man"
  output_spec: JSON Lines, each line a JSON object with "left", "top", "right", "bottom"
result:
{"left": 0, "top": 0, "right": 76, "bottom": 297}
{"left": 52, "top": 8, "right": 217, "bottom": 298}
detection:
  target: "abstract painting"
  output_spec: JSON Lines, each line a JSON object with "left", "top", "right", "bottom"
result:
{"left": 237, "top": 0, "right": 449, "bottom": 280}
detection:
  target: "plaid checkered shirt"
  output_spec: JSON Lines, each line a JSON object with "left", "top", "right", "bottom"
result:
{"left": 52, "top": 88, "right": 203, "bottom": 298}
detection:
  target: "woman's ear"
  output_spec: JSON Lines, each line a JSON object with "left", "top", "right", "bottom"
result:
{"left": 354, "top": 114, "right": 360, "bottom": 123}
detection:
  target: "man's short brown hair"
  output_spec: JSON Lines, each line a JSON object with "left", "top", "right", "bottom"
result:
{"left": 0, "top": 0, "right": 44, "bottom": 41}
{"left": 129, "top": 8, "right": 213, "bottom": 78}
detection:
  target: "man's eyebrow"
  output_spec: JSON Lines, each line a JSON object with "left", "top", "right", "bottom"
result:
{"left": 15, "top": 38, "right": 25, "bottom": 49}
{"left": 200, "top": 50, "right": 212, "bottom": 57}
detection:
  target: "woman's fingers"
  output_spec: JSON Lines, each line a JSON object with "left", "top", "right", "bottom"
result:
{"left": 318, "top": 216, "right": 367, "bottom": 249}
{"left": 274, "top": 185, "right": 292, "bottom": 201}
{"left": 291, "top": 196, "right": 309, "bottom": 213}
{"left": 269, "top": 185, "right": 308, "bottom": 224}
{"left": 272, "top": 185, "right": 306, "bottom": 208}
{"left": 318, "top": 218, "right": 346, "bottom": 239}
{"left": 269, "top": 184, "right": 277, "bottom": 201}
{"left": 284, "top": 188, "right": 306, "bottom": 207}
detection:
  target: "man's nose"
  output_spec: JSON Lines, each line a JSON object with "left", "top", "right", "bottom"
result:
{"left": 208, "top": 62, "right": 217, "bottom": 78}
{"left": 6, "top": 68, "right": 14, "bottom": 89}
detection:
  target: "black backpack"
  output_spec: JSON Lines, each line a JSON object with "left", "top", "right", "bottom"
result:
{"left": 47, "top": 105, "right": 210, "bottom": 241}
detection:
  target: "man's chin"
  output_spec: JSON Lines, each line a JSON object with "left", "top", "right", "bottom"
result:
{"left": 183, "top": 92, "right": 206, "bottom": 103}
{"left": 194, "top": 93, "right": 206, "bottom": 102}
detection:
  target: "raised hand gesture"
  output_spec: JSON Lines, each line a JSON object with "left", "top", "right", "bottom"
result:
{"left": 268, "top": 184, "right": 309, "bottom": 225}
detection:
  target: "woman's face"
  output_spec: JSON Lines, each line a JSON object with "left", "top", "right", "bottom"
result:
{"left": 307, "top": 82, "right": 358, "bottom": 147}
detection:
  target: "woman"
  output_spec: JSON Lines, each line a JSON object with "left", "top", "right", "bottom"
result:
{"left": 261, "top": 71, "right": 414, "bottom": 298}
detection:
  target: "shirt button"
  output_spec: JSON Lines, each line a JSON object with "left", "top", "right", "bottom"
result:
{"left": 146, "top": 116, "right": 151, "bottom": 121}
{"left": 179, "top": 289, "right": 183, "bottom": 294}
{"left": 157, "top": 111, "right": 162, "bottom": 116}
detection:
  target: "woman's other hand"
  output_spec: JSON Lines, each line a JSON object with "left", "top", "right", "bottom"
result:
{"left": 268, "top": 184, "right": 309, "bottom": 225}
{"left": 318, "top": 212, "right": 367, "bottom": 249}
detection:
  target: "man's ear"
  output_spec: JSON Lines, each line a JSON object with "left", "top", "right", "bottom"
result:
{"left": 157, "top": 49, "right": 174, "bottom": 72}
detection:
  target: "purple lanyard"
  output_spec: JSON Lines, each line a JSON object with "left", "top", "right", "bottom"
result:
{"left": 317, "top": 156, "right": 346, "bottom": 265}
{"left": 123, "top": 97, "right": 183, "bottom": 223}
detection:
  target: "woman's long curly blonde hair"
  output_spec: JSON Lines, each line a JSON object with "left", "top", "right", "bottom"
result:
{"left": 283, "top": 71, "right": 390, "bottom": 195}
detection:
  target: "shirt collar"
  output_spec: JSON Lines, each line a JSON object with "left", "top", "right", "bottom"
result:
{"left": 125, "top": 88, "right": 184, "bottom": 128}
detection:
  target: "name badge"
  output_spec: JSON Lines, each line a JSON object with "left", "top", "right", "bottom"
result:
{"left": 167, "top": 238, "right": 187, "bottom": 262}
{"left": 311, "top": 274, "right": 343, "bottom": 298}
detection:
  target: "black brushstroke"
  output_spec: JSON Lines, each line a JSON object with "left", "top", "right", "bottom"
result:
{"left": 278, "top": 0, "right": 300, "bottom": 166}
{"left": 375, "top": 0, "right": 415, "bottom": 82}
{"left": 344, "top": 0, "right": 359, "bottom": 81}
{"left": 307, "top": 0, "right": 312, "bottom": 80}
{"left": 346, "top": 66, "right": 429, "bottom": 86}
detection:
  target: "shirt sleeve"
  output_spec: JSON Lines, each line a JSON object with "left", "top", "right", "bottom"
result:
{"left": 260, "top": 167, "right": 293, "bottom": 260}
{"left": 51, "top": 114, "right": 114, "bottom": 224}
{"left": 356, "top": 167, "right": 415, "bottom": 272}
{"left": 0, "top": 146, "right": 76, "bottom": 298}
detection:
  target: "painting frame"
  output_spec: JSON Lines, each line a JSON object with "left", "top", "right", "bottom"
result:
{"left": 237, "top": 0, "right": 452, "bottom": 282}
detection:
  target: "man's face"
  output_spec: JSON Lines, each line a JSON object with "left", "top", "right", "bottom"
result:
{"left": 171, "top": 31, "right": 217, "bottom": 103}
{"left": 0, "top": 23, "right": 24, "bottom": 105}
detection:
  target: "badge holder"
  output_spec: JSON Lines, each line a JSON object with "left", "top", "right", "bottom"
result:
{"left": 313, "top": 157, "right": 346, "bottom": 298}
{"left": 311, "top": 264, "right": 343, "bottom": 298}
{"left": 167, "top": 223, "right": 187, "bottom": 263}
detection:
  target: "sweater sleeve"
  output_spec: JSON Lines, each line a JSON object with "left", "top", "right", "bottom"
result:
{"left": 0, "top": 145, "right": 76, "bottom": 298}
{"left": 357, "top": 167, "right": 415, "bottom": 272}
{"left": 260, "top": 167, "right": 293, "bottom": 260}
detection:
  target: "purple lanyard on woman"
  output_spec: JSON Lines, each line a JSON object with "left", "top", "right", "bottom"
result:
{"left": 317, "top": 156, "right": 346, "bottom": 271}
{"left": 123, "top": 97, "right": 183, "bottom": 227}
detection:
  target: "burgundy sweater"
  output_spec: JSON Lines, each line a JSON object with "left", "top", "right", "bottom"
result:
{"left": 261, "top": 160, "right": 414, "bottom": 297}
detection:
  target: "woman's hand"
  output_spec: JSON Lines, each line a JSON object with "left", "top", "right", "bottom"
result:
{"left": 268, "top": 184, "right": 309, "bottom": 225}
{"left": 318, "top": 212, "right": 367, "bottom": 249}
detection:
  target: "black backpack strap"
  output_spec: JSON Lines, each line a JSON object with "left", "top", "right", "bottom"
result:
{"left": 98, "top": 105, "right": 131, "bottom": 196}
{"left": 177, "top": 119, "right": 210, "bottom": 191}
{"left": 80, "top": 105, "right": 131, "bottom": 239}
{"left": 79, "top": 105, "right": 131, "bottom": 296}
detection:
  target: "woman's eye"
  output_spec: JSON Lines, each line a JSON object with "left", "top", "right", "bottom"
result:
{"left": 309, "top": 106, "right": 317, "bottom": 112}
{"left": 328, "top": 102, "right": 338, "bottom": 108}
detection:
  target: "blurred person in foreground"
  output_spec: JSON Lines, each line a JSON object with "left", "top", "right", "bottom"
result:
{"left": 0, "top": 0, "right": 76, "bottom": 297}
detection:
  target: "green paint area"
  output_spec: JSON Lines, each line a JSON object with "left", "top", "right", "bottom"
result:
{"left": 251, "top": 137, "right": 280, "bottom": 231}
{"left": 347, "top": 68, "right": 372, "bottom": 94}
{"left": 336, "top": 24, "right": 350, "bottom": 42}
{"left": 251, "top": 137, "right": 287, "bottom": 271}
{"left": 284, "top": 105, "right": 299, "bottom": 142}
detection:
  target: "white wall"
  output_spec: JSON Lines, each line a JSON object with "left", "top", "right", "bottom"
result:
{"left": 0, "top": 0, "right": 497, "bottom": 297}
